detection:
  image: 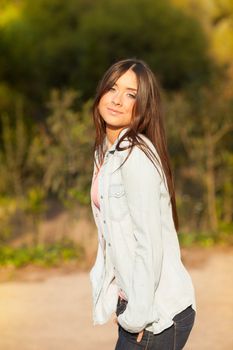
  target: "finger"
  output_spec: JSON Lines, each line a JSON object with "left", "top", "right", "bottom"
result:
{"left": 136, "top": 330, "right": 144, "bottom": 343}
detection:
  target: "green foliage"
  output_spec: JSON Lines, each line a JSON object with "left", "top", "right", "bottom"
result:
{"left": 24, "top": 187, "right": 46, "bottom": 216}
{"left": 0, "top": 0, "right": 211, "bottom": 105}
{"left": 0, "top": 99, "right": 41, "bottom": 197}
{"left": 178, "top": 230, "right": 233, "bottom": 247}
{"left": 0, "top": 193, "right": 45, "bottom": 244}
{"left": 0, "top": 0, "right": 89, "bottom": 102}
{"left": 0, "top": 87, "right": 95, "bottom": 248}
{"left": 42, "top": 89, "right": 94, "bottom": 203}
{"left": 0, "top": 238, "right": 85, "bottom": 267}
{"left": 0, "top": 196, "right": 17, "bottom": 242}
{"left": 165, "top": 68, "right": 233, "bottom": 233}
{"left": 0, "top": 108, "right": 27, "bottom": 196}
{"left": 0, "top": 0, "right": 232, "bottom": 249}
{"left": 171, "top": 0, "right": 233, "bottom": 65}
{"left": 23, "top": 187, "right": 47, "bottom": 245}
{"left": 0, "top": 88, "right": 94, "bottom": 204}
{"left": 78, "top": 0, "right": 210, "bottom": 95}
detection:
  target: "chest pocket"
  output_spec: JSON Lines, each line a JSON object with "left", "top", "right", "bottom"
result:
{"left": 108, "top": 184, "right": 128, "bottom": 221}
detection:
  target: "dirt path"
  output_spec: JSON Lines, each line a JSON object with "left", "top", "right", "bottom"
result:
{"left": 0, "top": 248, "right": 232, "bottom": 350}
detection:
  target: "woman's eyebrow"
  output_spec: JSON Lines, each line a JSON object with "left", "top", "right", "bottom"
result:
{"left": 114, "top": 83, "right": 137, "bottom": 91}
{"left": 126, "top": 87, "right": 137, "bottom": 91}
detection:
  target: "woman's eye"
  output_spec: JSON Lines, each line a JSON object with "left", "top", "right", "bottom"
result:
{"left": 128, "top": 93, "right": 137, "bottom": 99}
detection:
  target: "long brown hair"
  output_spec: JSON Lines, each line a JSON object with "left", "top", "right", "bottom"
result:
{"left": 92, "top": 58, "right": 179, "bottom": 231}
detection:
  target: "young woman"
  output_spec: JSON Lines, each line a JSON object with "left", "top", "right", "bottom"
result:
{"left": 89, "top": 58, "right": 196, "bottom": 350}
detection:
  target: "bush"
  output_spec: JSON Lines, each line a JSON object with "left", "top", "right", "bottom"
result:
{"left": 178, "top": 230, "right": 233, "bottom": 248}
{"left": 0, "top": 238, "right": 85, "bottom": 267}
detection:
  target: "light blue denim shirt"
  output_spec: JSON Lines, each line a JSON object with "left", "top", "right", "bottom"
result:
{"left": 89, "top": 127, "right": 196, "bottom": 334}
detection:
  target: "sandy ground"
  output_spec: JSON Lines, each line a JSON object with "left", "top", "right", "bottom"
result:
{"left": 0, "top": 247, "right": 232, "bottom": 350}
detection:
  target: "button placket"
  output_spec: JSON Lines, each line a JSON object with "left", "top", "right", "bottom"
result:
{"left": 98, "top": 155, "right": 114, "bottom": 255}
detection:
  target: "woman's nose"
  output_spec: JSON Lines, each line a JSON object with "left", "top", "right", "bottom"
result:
{"left": 111, "top": 93, "right": 122, "bottom": 106}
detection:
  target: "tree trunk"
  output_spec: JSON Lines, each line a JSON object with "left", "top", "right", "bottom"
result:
{"left": 205, "top": 131, "right": 218, "bottom": 232}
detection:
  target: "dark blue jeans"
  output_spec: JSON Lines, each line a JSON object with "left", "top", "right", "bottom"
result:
{"left": 115, "top": 297, "right": 195, "bottom": 350}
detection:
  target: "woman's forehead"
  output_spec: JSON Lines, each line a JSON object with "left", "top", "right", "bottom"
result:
{"left": 114, "top": 69, "right": 138, "bottom": 90}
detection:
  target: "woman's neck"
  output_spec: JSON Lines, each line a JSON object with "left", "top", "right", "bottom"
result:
{"left": 106, "top": 126, "right": 125, "bottom": 149}
{"left": 106, "top": 137, "right": 113, "bottom": 150}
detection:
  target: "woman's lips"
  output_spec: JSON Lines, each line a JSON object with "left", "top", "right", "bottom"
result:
{"left": 107, "top": 107, "right": 123, "bottom": 115}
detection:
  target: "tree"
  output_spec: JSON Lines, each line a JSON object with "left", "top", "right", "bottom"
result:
{"left": 166, "top": 69, "right": 233, "bottom": 232}
{"left": 171, "top": 0, "right": 233, "bottom": 65}
{"left": 42, "top": 89, "right": 94, "bottom": 204}
{"left": 0, "top": 0, "right": 211, "bottom": 107}
{"left": 78, "top": 0, "right": 211, "bottom": 96}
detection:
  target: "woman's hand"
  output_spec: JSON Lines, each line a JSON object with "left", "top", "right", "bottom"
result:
{"left": 113, "top": 316, "right": 144, "bottom": 343}
{"left": 136, "top": 330, "right": 144, "bottom": 342}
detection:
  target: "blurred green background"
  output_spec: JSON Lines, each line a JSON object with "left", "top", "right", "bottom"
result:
{"left": 0, "top": 0, "right": 232, "bottom": 270}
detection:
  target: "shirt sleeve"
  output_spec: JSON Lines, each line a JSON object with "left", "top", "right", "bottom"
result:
{"left": 117, "top": 144, "right": 164, "bottom": 333}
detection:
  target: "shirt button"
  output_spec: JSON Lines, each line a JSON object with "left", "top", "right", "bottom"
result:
{"left": 103, "top": 220, "right": 106, "bottom": 224}
{"left": 100, "top": 195, "right": 103, "bottom": 199}
{"left": 108, "top": 242, "right": 111, "bottom": 247}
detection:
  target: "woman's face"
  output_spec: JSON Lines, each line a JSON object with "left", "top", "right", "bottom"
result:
{"left": 98, "top": 69, "right": 138, "bottom": 129}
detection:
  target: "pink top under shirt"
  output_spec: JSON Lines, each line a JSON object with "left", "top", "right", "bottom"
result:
{"left": 91, "top": 166, "right": 101, "bottom": 210}
{"left": 91, "top": 164, "right": 127, "bottom": 301}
